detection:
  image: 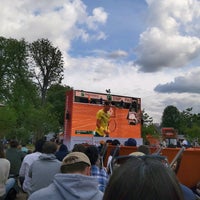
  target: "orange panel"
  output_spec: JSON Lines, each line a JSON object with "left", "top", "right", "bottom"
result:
{"left": 103, "top": 146, "right": 200, "bottom": 188}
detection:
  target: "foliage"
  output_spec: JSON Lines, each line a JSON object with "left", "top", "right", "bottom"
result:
{"left": 141, "top": 109, "right": 159, "bottom": 143}
{"left": 179, "top": 108, "right": 200, "bottom": 139}
{"left": 161, "top": 106, "right": 200, "bottom": 140}
{"left": 0, "top": 107, "right": 17, "bottom": 138}
{"left": 0, "top": 37, "right": 64, "bottom": 142}
{"left": 0, "top": 37, "right": 29, "bottom": 103}
{"left": 46, "top": 84, "right": 72, "bottom": 127}
{"left": 161, "top": 105, "right": 181, "bottom": 129}
{"left": 28, "top": 38, "right": 64, "bottom": 105}
{"left": 24, "top": 105, "right": 60, "bottom": 141}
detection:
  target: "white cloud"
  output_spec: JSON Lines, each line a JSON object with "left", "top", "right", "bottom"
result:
{"left": 0, "top": 0, "right": 108, "bottom": 51}
{"left": 136, "top": 0, "right": 200, "bottom": 72}
{"left": 1, "top": 0, "right": 200, "bottom": 124}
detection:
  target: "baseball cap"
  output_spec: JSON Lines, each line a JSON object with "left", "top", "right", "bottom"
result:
{"left": 62, "top": 152, "right": 91, "bottom": 166}
{"left": 129, "top": 151, "right": 145, "bottom": 156}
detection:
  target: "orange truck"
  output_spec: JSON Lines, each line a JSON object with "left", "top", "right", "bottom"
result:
{"left": 161, "top": 127, "right": 178, "bottom": 147}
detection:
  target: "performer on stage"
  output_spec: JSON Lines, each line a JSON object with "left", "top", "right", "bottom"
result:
{"left": 95, "top": 101, "right": 111, "bottom": 137}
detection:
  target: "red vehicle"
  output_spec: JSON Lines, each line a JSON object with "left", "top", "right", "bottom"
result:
{"left": 162, "top": 127, "right": 178, "bottom": 147}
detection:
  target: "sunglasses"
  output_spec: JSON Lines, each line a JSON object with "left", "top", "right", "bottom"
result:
{"left": 109, "top": 154, "right": 169, "bottom": 174}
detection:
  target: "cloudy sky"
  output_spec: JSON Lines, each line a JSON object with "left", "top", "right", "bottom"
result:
{"left": 1, "top": 0, "right": 200, "bottom": 123}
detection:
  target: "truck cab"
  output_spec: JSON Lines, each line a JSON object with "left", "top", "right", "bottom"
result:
{"left": 162, "top": 127, "right": 178, "bottom": 147}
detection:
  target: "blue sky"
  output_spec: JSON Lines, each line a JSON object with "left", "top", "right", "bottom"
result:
{"left": 1, "top": 0, "right": 200, "bottom": 123}
{"left": 70, "top": 0, "right": 147, "bottom": 60}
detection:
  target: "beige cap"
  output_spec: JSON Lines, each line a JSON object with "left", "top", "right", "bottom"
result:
{"left": 62, "top": 152, "right": 91, "bottom": 166}
{"left": 129, "top": 151, "right": 145, "bottom": 156}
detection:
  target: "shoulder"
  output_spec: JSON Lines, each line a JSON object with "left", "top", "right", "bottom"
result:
{"left": 23, "top": 152, "right": 41, "bottom": 162}
{"left": 0, "top": 158, "right": 10, "bottom": 166}
{"left": 28, "top": 184, "right": 58, "bottom": 200}
{"left": 180, "top": 184, "right": 196, "bottom": 200}
{"left": 92, "top": 190, "right": 104, "bottom": 200}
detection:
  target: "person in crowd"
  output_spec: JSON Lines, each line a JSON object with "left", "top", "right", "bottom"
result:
{"left": 21, "top": 144, "right": 29, "bottom": 154}
{"left": 72, "top": 143, "right": 87, "bottom": 153}
{"left": 0, "top": 142, "right": 15, "bottom": 200}
{"left": 28, "top": 152, "right": 103, "bottom": 200}
{"left": 103, "top": 155, "right": 185, "bottom": 200}
{"left": 55, "top": 143, "right": 69, "bottom": 161}
{"left": 106, "top": 140, "right": 120, "bottom": 171}
{"left": 19, "top": 138, "right": 45, "bottom": 193}
{"left": 182, "top": 139, "right": 191, "bottom": 148}
{"left": 6, "top": 140, "right": 25, "bottom": 176}
{"left": 124, "top": 138, "right": 137, "bottom": 146}
{"left": 137, "top": 145, "right": 150, "bottom": 155}
{"left": 171, "top": 155, "right": 196, "bottom": 200}
{"left": 95, "top": 101, "right": 111, "bottom": 137}
{"left": 85, "top": 145, "right": 108, "bottom": 192}
{"left": 28, "top": 141, "right": 61, "bottom": 194}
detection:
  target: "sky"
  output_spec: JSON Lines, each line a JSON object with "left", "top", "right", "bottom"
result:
{"left": 1, "top": 0, "right": 200, "bottom": 123}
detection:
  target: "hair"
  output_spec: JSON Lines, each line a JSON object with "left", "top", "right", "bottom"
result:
{"left": 72, "top": 144, "right": 86, "bottom": 153}
{"left": 9, "top": 140, "right": 19, "bottom": 148}
{"left": 103, "top": 156, "right": 184, "bottom": 200}
{"left": 0, "top": 142, "right": 5, "bottom": 158}
{"left": 137, "top": 145, "right": 150, "bottom": 155}
{"left": 61, "top": 162, "right": 89, "bottom": 173}
{"left": 85, "top": 145, "right": 99, "bottom": 165}
{"left": 124, "top": 138, "right": 137, "bottom": 146}
{"left": 42, "top": 141, "right": 57, "bottom": 154}
{"left": 34, "top": 139, "right": 46, "bottom": 153}
{"left": 104, "top": 101, "right": 111, "bottom": 106}
{"left": 111, "top": 139, "right": 120, "bottom": 146}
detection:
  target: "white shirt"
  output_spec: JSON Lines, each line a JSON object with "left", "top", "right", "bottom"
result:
{"left": 19, "top": 152, "right": 41, "bottom": 193}
{"left": 0, "top": 158, "right": 10, "bottom": 197}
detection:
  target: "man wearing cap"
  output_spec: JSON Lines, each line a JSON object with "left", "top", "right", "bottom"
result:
{"left": 28, "top": 152, "right": 103, "bottom": 200}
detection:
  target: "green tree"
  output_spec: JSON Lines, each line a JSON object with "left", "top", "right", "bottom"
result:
{"left": 161, "top": 105, "right": 181, "bottom": 130}
{"left": 0, "top": 107, "right": 17, "bottom": 139}
{"left": 29, "top": 38, "right": 64, "bottom": 105}
{"left": 179, "top": 108, "right": 200, "bottom": 139}
{"left": 46, "top": 84, "right": 72, "bottom": 127}
{"left": 141, "top": 109, "right": 159, "bottom": 143}
{"left": 0, "top": 37, "right": 29, "bottom": 103}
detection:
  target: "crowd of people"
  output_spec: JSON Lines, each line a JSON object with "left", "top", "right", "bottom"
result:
{"left": 0, "top": 137, "right": 199, "bottom": 200}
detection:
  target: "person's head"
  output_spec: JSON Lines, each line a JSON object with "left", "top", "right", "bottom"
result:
{"left": 103, "top": 101, "right": 111, "bottom": 112}
{"left": 72, "top": 143, "right": 86, "bottom": 153}
{"left": 111, "top": 139, "right": 120, "bottom": 146}
{"left": 137, "top": 145, "right": 150, "bottom": 155}
{"left": 42, "top": 141, "right": 57, "bottom": 154}
{"left": 85, "top": 145, "right": 99, "bottom": 165}
{"left": 61, "top": 152, "right": 91, "bottom": 176}
{"left": 0, "top": 142, "right": 5, "bottom": 158}
{"left": 58, "top": 144, "right": 68, "bottom": 152}
{"left": 34, "top": 138, "right": 46, "bottom": 153}
{"left": 103, "top": 156, "right": 184, "bottom": 200}
{"left": 9, "top": 140, "right": 19, "bottom": 148}
{"left": 124, "top": 138, "right": 137, "bottom": 146}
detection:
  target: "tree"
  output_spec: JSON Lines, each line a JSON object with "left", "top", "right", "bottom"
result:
{"left": 179, "top": 108, "right": 200, "bottom": 139}
{"left": 0, "top": 37, "right": 29, "bottom": 103}
{"left": 161, "top": 105, "right": 181, "bottom": 130}
{"left": 141, "top": 109, "right": 159, "bottom": 143}
{"left": 46, "top": 84, "right": 72, "bottom": 127}
{"left": 29, "top": 38, "right": 64, "bottom": 105}
{"left": 0, "top": 107, "right": 17, "bottom": 139}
